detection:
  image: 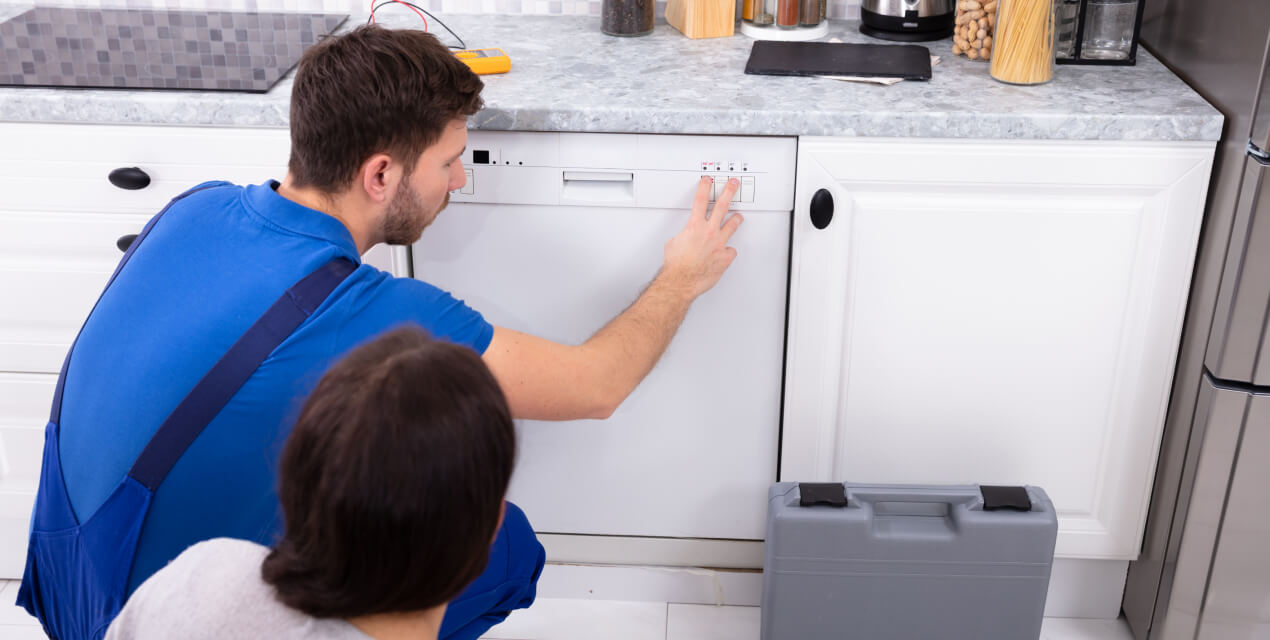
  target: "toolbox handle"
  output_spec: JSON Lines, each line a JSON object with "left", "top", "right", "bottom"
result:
{"left": 846, "top": 487, "right": 982, "bottom": 539}
{"left": 845, "top": 486, "right": 983, "bottom": 509}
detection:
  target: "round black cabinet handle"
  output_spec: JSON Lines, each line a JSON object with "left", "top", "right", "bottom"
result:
{"left": 108, "top": 167, "right": 151, "bottom": 190}
{"left": 116, "top": 234, "right": 138, "bottom": 252}
{"left": 810, "top": 188, "right": 834, "bottom": 229}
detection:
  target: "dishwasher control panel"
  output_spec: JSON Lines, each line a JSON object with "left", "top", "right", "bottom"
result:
{"left": 451, "top": 131, "right": 796, "bottom": 211}
{"left": 705, "top": 174, "right": 756, "bottom": 203}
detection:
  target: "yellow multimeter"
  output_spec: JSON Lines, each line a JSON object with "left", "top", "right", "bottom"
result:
{"left": 454, "top": 48, "right": 511, "bottom": 75}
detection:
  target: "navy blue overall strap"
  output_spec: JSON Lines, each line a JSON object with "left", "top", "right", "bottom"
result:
{"left": 127, "top": 256, "right": 357, "bottom": 491}
{"left": 49, "top": 182, "right": 229, "bottom": 426}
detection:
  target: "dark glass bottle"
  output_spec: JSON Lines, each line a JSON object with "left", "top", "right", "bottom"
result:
{"left": 601, "top": 0, "right": 655, "bottom": 36}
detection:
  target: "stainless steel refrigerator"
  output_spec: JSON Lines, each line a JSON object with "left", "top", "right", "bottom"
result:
{"left": 1122, "top": 1, "right": 1270, "bottom": 638}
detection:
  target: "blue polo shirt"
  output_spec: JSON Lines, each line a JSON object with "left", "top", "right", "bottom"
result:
{"left": 57, "top": 180, "right": 493, "bottom": 593}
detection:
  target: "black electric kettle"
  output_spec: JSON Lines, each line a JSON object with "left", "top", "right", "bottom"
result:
{"left": 860, "top": 0, "right": 955, "bottom": 41}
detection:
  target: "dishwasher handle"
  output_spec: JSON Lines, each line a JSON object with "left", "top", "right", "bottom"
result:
{"left": 562, "top": 171, "right": 634, "bottom": 182}
{"left": 561, "top": 170, "right": 636, "bottom": 203}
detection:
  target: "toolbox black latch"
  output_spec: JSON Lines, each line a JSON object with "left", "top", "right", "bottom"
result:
{"left": 980, "top": 485, "right": 1032, "bottom": 511}
{"left": 799, "top": 482, "right": 848, "bottom": 507}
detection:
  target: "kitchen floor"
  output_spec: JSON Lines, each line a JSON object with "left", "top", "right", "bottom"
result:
{"left": 0, "top": 578, "right": 1137, "bottom": 639}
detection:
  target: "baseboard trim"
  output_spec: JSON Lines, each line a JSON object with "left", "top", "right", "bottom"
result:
{"left": 536, "top": 539, "right": 1128, "bottom": 618}
{"left": 540, "top": 534, "right": 763, "bottom": 569}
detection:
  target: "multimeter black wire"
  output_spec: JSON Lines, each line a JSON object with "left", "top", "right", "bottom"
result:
{"left": 366, "top": 0, "right": 467, "bottom": 50}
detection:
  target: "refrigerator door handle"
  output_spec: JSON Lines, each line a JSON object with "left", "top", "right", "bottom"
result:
{"left": 1205, "top": 154, "right": 1270, "bottom": 385}
{"left": 1248, "top": 139, "right": 1270, "bottom": 166}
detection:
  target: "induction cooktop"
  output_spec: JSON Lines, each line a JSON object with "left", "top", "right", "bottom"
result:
{"left": 0, "top": 7, "right": 347, "bottom": 92}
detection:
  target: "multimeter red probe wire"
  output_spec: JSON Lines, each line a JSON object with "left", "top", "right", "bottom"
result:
{"left": 367, "top": 0, "right": 467, "bottom": 50}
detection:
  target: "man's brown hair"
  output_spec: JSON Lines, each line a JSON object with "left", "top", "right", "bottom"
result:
{"left": 261, "top": 327, "right": 516, "bottom": 618}
{"left": 287, "top": 25, "right": 484, "bottom": 193}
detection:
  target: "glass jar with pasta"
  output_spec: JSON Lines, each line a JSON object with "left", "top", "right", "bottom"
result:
{"left": 953, "top": 0, "right": 997, "bottom": 61}
{"left": 989, "top": 0, "right": 1058, "bottom": 84}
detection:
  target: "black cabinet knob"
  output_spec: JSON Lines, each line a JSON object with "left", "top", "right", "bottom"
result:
{"left": 810, "top": 189, "right": 834, "bottom": 229}
{"left": 108, "top": 167, "right": 151, "bottom": 190}
{"left": 116, "top": 234, "right": 138, "bottom": 252}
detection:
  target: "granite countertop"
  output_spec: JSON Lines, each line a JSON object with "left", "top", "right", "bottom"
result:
{"left": 0, "top": 5, "right": 1223, "bottom": 141}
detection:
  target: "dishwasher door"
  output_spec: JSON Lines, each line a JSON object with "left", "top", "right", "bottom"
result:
{"left": 412, "top": 131, "right": 795, "bottom": 540}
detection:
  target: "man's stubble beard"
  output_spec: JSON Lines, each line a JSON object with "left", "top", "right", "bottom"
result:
{"left": 381, "top": 180, "right": 449, "bottom": 246}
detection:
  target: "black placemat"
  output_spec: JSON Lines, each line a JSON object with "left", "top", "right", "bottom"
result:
{"left": 0, "top": 7, "right": 347, "bottom": 92}
{"left": 745, "top": 41, "right": 932, "bottom": 81}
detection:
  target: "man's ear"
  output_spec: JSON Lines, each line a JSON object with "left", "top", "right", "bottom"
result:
{"left": 359, "top": 153, "right": 399, "bottom": 204}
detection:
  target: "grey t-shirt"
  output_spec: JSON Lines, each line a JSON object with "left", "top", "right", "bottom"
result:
{"left": 106, "top": 538, "right": 371, "bottom": 640}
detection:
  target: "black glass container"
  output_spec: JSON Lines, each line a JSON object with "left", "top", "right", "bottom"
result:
{"left": 601, "top": 0, "right": 655, "bottom": 36}
{"left": 1055, "top": 0, "right": 1145, "bottom": 65}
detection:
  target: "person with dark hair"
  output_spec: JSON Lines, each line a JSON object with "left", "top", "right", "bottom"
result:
{"left": 19, "top": 23, "right": 742, "bottom": 640}
{"left": 105, "top": 327, "right": 518, "bottom": 640}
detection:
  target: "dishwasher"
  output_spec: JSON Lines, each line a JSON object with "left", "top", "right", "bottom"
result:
{"left": 412, "top": 131, "right": 796, "bottom": 543}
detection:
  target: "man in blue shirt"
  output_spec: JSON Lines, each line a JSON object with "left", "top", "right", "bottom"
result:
{"left": 33, "top": 24, "right": 743, "bottom": 640}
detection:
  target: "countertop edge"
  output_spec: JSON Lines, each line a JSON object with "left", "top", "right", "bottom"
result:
{"left": 0, "top": 94, "right": 1224, "bottom": 142}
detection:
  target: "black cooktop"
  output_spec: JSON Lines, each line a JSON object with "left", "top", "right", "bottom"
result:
{"left": 0, "top": 7, "right": 347, "bottom": 92}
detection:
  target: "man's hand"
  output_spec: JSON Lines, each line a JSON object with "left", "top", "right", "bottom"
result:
{"left": 660, "top": 176, "right": 744, "bottom": 300}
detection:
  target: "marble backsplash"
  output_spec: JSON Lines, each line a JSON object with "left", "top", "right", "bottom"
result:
{"left": 0, "top": 0, "right": 862, "bottom": 20}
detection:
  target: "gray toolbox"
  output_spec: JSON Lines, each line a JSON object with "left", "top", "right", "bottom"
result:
{"left": 761, "top": 482, "right": 1057, "bottom": 640}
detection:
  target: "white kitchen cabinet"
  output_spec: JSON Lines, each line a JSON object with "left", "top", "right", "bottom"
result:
{"left": 783, "top": 137, "right": 1214, "bottom": 563}
{"left": 0, "top": 123, "right": 293, "bottom": 375}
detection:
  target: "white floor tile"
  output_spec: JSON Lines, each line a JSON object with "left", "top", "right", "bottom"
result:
{"left": 666, "top": 604, "right": 760, "bottom": 640}
{"left": 0, "top": 574, "right": 1136, "bottom": 640}
{"left": 480, "top": 598, "right": 667, "bottom": 640}
{"left": 536, "top": 563, "right": 761, "bottom": 606}
{"left": 1040, "top": 616, "right": 1135, "bottom": 640}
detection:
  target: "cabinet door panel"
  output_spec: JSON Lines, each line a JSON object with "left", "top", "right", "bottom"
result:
{"left": 0, "top": 211, "right": 154, "bottom": 373}
{"left": 784, "top": 138, "right": 1214, "bottom": 559}
{"left": 0, "top": 373, "right": 56, "bottom": 578}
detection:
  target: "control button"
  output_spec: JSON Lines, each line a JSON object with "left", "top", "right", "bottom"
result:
{"left": 460, "top": 169, "right": 474, "bottom": 195}
{"left": 705, "top": 176, "right": 717, "bottom": 202}
{"left": 741, "top": 176, "right": 755, "bottom": 203}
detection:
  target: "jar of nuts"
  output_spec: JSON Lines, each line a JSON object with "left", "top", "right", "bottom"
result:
{"left": 953, "top": 0, "right": 997, "bottom": 61}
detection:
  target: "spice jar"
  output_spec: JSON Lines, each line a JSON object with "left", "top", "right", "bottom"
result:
{"left": 989, "top": 0, "right": 1057, "bottom": 84}
{"left": 799, "top": 0, "right": 825, "bottom": 27}
{"left": 952, "top": 0, "right": 997, "bottom": 61}
{"left": 601, "top": 0, "right": 654, "bottom": 36}
{"left": 774, "top": 0, "right": 796, "bottom": 26}
{"left": 741, "top": 0, "right": 827, "bottom": 38}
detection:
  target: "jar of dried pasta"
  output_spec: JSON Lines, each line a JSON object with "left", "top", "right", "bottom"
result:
{"left": 952, "top": 0, "right": 997, "bottom": 61}
{"left": 989, "top": 0, "right": 1058, "bottom": 84}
